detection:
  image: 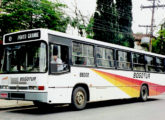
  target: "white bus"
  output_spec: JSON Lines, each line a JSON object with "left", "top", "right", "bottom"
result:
{"left": 0, "top": 28, "right": 165, "bottom": 110}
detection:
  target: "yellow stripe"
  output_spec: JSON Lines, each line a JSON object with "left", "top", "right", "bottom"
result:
{"left": 92, "top": 70, "right": 140, "bottom": 97}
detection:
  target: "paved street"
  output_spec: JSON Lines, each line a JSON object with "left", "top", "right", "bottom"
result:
{"left": 0, "top": 95, "right": 165, "bottom": 120}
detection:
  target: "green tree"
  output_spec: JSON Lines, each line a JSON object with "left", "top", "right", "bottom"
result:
{"left": 152, "top": 28, "right": 165, "bottom": 55}
{"left": 93, "top": 0, "right": 119, "bottom": 44}
{"left": 0, "top": 0, "right": 70, "bottom": 40}
{"left": 85, "top": 17, "right": 94, "bottom": 39}
{"left": 116, "top": 0, "right": 134, "bottom": 47}
{"left": 68, "top": 0, "right": 92, "bottom": 37}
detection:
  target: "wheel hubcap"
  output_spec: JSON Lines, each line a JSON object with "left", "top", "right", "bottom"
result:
{"left": 76, "top": 91, "right": 85, "bottom": 105}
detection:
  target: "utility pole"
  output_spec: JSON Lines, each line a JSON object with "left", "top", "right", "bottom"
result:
{"left": 141, "top": 0, "right": 165, "bottom": 52}
{"left": 139, "top": 25, "right": 156, "bottom": 34}
{"left": 160, "top": 25, "right": 164, "bottom": 54}
{"left": 0, "top": 0, "right": 1, "bottom": 8}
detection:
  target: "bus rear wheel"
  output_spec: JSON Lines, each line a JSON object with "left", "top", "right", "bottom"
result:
{"left": 71, "top": 87, "right": 87, "bottom": 110}
{"left": 139, "top": 85, "right": 148, "bottom": 102}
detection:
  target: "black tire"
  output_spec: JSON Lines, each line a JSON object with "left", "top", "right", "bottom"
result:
{"left": 139, "top": 85, "right": 148, "bottom": 102}
{"left": 71, "top": 87, "right": 87, "bottom": 110}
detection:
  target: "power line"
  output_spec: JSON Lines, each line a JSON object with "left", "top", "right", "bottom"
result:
{"left": 65, "top": 7, "right": 132, "bottom": 21}
{"left": 139, "top": 25, "right": 156, "bottom": 34}
{"left": 141, "top": 0, "right": 165, "bottom": 52}
{"left": 68, "top": 14, "right": 133, "bottom": 33}
{"left": 98, "top": 2, "right": 132, "bottom": 14}
{"left": 66, "top": 1, "right": 133, "bottom": 19}
{"left": 86, "top": 21, "right": 133, "bottom": 36}
{"left": 90, "top": 26, "right": 133, "bottom": 36}
{"left": 93, "top": 18, "right": 132, "bottom": 31}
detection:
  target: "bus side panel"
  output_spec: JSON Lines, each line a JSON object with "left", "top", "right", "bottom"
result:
{"left": 47, "top": 67, "right": 165, "bottom": 104}
{"left": 47, "top": 88, "right": 73, "bottom": 104}
{"left": 89, "top": 69, "right": 139, "bottom": 101}
{"left": 47, "top": 72, "right": 73, "bottom": 104}
{"left": 91, "top": 68, "right": 165, "bottom": 98}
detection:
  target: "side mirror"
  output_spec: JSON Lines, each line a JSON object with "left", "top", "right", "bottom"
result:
{"left": 50, "top": 63, "right": 58, "bottom": 73}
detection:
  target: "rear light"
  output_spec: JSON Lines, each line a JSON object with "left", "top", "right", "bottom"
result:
{"left": 0, "top": 93, "right": 8, "bottom": 98}
{"left": 38, "top": 86, "right": 45, "bottom": 90}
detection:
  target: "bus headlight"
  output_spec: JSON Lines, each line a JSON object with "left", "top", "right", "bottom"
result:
{"left": 2, "top": 85, "right": 8, "bottom": 89}
{"left": 29, "top": 86, "right": 38, "bottom": 90}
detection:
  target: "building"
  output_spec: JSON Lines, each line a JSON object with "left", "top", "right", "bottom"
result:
{"left": 133, "top": 34, "right": 151, "bottom": 51}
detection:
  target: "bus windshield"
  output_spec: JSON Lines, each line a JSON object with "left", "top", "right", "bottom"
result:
{"left": 0, "top": 41, "right": 47, "bottom": 73}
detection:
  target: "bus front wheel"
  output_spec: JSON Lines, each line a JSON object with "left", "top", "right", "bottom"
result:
{"left": 139, "top": 85, "right": 148, "bottom": 102}
{"left": 71, "top": 87, "right": 87, "bottom": 110}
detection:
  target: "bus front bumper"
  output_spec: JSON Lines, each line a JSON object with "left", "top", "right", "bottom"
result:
{"left": 0, "top": 91, "right": 48, "bottom": 103}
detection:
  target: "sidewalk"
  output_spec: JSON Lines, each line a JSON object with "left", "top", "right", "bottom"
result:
{"left": 0, "top": 94, "right": 165, "bottom": 110}
{"left": 0, "top": 99, "right": 33, "bottom": 110}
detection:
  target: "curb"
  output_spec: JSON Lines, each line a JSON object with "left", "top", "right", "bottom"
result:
{"left": 0, "top": 105, "right": 35, "bottom": 111}
{"left": 0, "top": 100, "right": 34, "bottom": 110}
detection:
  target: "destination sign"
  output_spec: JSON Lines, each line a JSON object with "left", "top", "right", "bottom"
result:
{"left": 4, "top": 30, "right": 41, "bottom": 43}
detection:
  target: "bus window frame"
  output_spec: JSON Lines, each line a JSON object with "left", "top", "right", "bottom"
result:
{"left": 0, "top": 40, "right": 48, "bottom": 74}
{"left": 116, "top": 49, "right": 132, "bottom": 70}
{"left": 66, "top": 37, "right": 165, "bottom": 74}
{"left": 154, "top": 56, "right": 165, "bottom": 73}
{"left": 132, "top": 52, "right": 146, "bottom": 72}
{"left": 49, "top": 43, "right": 71, "bottom": 75}
{"left": 144, "top": 55, "right": 157, "bottom": 73}
{"left": 72, "top": 41, "right": 95, "bottom": 67}
{"left": 95, "top": 45, "right": 115, "bottom": 69}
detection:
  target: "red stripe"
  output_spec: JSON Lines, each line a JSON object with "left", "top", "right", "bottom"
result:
{"left": 93, "top": 69, "right": 165, "bottom": 95}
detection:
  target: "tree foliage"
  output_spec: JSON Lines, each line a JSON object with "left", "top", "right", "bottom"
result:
{"left": 152, "top": 29, "right": 165, "bottom": 55}
{"left": 86, "top": 17, "right": 94, "bottom": 39}
{"left": 116, "top": 0, "right": 134, "bottom": 47}
{"left": 0, "top": 0, "right": 70, "bottom": 40}
{"left": 67, "top": 0, "right": 92, "bottom": 37}
{"left": 93, "top": 0, "right": 119, "bottom": 44}
{"left": 92, "top": 0, "right": 134, "bottom": 47}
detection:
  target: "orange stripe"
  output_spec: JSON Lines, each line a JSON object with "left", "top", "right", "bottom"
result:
{"left": 92, "top": 69, "right": 140, "bottom": 97}
{"left": 92, "top": 69, "right": 165, "bottom": 97}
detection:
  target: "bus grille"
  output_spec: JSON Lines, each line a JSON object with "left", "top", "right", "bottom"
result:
{"left": 9, "top": 86, "right": 28, "bottom": 90}
{"left": 9, "top": 93, "right": 25, "bottom": 99}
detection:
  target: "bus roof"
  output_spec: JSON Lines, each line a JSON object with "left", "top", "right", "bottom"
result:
{"left": 3, "top": 28, "right": 165, "bottom": 58}
{"left": 46, "top": 29, "right": 165, "bottom": 58}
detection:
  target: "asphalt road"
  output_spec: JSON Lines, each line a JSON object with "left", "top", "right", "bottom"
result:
{"left": 0, "top": 95, "right": 165, "bottom": 120}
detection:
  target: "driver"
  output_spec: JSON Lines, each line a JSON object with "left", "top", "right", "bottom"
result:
{"left": 51, "top": 46, "right": 63, "bottom": 71}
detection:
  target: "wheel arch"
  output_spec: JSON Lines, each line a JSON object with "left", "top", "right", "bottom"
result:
{"left": 72, "top": 83, "right": 90, "bottom": 101}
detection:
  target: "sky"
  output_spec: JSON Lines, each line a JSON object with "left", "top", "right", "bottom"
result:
{"left": 58, "top": 0, "right": 165, "bottom": 36}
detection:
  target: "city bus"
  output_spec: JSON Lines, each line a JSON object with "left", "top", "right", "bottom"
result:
{"left": 0, "top": 28, "right": 165, "bottom": 110}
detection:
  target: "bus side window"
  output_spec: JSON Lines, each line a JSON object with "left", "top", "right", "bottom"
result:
{"left": 96, "top": 47, "right": 104, "bottom": 67}
{"left": 50, "top": 44, "right": 69, "bottom": 73}
{"left": 132, "top": 53, "right": 145, "bottom": 71}
{"left": 145, "top": 55, "right": 156, "bottom": 72}
{"left": 117, "top": 50, "right": 131, "bottom": 70}
{"left": 72, "top": 42, "right": 94, "bottom": 66}
{"left": 96, "top": 47, "right": 115, "bottom": 68}
{"left": 155, "top": 57, "right": 164, "bottom": 73}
